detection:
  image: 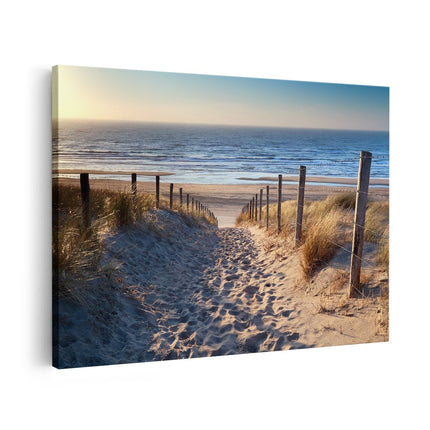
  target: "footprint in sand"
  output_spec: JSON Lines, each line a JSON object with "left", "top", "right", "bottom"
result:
{"left": 225, "top": 274, "right": 239, "bottom": 281}
{"left": 287, "top": 332, "right": 300, "bottom": 341}
{"left": 220, "top": 323, "right": 233, "bottom": 335}
{"left": 280, "top": 310, "right": 292, "bottom": 318}
{"left": 222, "top": 281, "right": 234, "bottom": 291}
{"left": 233, "top": 319, "right": 250, "bottom": 331}
{"left": 243, "top": 285, "right": 259, "bottom": 295}
{"left": 243, "top": 332, "right": 268, "bottom": 353}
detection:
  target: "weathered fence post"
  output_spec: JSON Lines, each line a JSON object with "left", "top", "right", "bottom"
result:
{"left": 295, "top": 166, "right": 306, "bottom": 245}
{"left": 349, "top": 151, "right": 372, "bottom": 298}
{"left": 255, "top": 193, "right": 258, "bottom": 221}
{"left": 266, "top": 185, "right": 269, "bottom": 229}
{"left": 169, "top": 183, "right": 173, "bottom": 209}
{"left": 192, "top": 197, "right": 195, "bottom": 212}
{"left": 80, "top": 173, "right": 90, "bottom": 228}
{"left": 131, "top": 173, "right": 137, "bottom": 197}
{"left": 251, "top": 197, "right": 254, "bottom": 220}
{"left": 179, "top": 187, "right": 183, "bottom": 208}
{"left": 259, "top": 189, "right": 263, "bottom": 222}
{"left": 277, "top": 174, "right": 282, "bottom": 232}
{"left": 155, "top": 175, "right": 160, "bottom": 209}
{"left": 187, "top": 193, "right": 190, "bottom": 212}
{"left": 131, "top": 173, "right": 137, "bottom": 211}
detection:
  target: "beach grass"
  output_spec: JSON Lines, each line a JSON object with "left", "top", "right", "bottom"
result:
{"left": 53, "top": 182, "right": 216, "bottom": 303}
{"left": 237, "top": 191, "right": 389, "bottom": 278}
{"left": 300, "top": 210, "right": 341, "bottom": 280}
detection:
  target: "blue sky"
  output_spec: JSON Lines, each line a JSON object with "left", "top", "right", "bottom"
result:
{"left": 54, "top": 65, "right": 389, "bottom": 131}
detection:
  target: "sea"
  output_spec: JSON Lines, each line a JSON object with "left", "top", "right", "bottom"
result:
{"left": 53, "top": 120, "right": 389, "bottom": 185}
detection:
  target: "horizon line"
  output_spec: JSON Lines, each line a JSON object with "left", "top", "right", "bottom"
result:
{"left": 55, "top": 117, "right": 389, "bottom": 133}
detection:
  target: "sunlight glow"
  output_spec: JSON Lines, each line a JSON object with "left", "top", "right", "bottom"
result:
{"left": 53, "top": 65, "right": 389, "bottom": 131}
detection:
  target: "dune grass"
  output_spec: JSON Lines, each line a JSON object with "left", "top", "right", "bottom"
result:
{"left": 53, "top": 182, "right": 216, "bottom": 303}
{"left": 236, "top": 191, "right": 389, "bottom": 278}
{"left": 300, "top": 210, "right": 342, "bottom": 280}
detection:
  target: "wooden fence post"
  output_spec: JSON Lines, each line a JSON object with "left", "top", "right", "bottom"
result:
{"left": 155, "top": 175, "right": 160, "bottom": 209}
{"left": 187, "top": 193, "right": 190, "bottom": 212}
{"left": 131, "top": 173, "right": 137, "bottom": 212}
{"left": 169, "top": 183, "right": 173, "bottom": 209}
{"left": 266, "top": 185, "right": 269, "bottom": 229}
{"left": 192, "top": 197, "right": 194, "bottom": 212}
{"left": 277, "top": 174, "right": 282, "bottom": 232}
{"left": 180, "top": 187, "right": 183, "bottom": 208}
{"left": 349, "top": 151, "right": 372, "bottom": 298}
{"left": 255, "top": 193, "right": 258, "bottom": 221}
{"left": 80, "top": 173, "right": 90, "bottom": 228}
{"left": 251, "top": 197, "right": 254, "bottom": 220}
{"left": 131, "top": 173, "right": 137, "bottom": 197}
{"left": 295, "top": 166, "right": 306, "bottom": 245}
{"left": 259, "top": 189, "right": 263, "bottom": 222}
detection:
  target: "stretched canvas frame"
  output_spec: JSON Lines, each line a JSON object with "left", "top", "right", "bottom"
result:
{"left": 52, "top": 65, "right": 389, "bottom": 369}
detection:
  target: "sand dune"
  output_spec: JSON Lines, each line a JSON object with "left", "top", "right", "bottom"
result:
{"left": 56, "top": 209, "right": 387, "bottom": 368}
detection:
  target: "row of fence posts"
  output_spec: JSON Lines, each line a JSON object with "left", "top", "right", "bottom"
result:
{"left": 242, "top": 167, "right": 306, "bottom": 244}
{"left": 79, "top": 174, "right": 218, "bottom": 228}
{"left": 241, "top": 151, "right": 373, "bottom": 298}
{"left": 166, "top": 181, "right": 217, "bottom": 224}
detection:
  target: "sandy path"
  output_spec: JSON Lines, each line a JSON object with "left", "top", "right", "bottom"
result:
{"left": 144, "top": 226, "right": 305, "bottom": 360}
{"left": 57, "top": 208, "right": 386, "bottom": 368}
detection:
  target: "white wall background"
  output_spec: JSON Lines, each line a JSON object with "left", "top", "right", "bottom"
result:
{"left": 1, "top": 1, "right": 428, "bottom": 428}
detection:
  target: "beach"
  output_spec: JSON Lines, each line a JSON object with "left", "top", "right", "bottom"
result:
{"left": 56, "top": 177, "right": 389, "bottom": 227}
{"left": 54, "top": 178, "right": 389, "bottom": 368}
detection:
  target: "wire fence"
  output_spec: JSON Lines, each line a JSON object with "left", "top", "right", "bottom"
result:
{"left": 241, "top": 151, "right": 388, "bottom": 297}
{"left": 69, "top": 171, "right": 218, "bottom": 228}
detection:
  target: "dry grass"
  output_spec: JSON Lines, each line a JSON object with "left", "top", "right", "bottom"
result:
{"left": 300, "top": 210, "right": 341, "bottom": 280}
{"left": 53, "top": 183, "right": 216, "bottom": 303}
{"left": 364, "top": 200, "right": 389, "bottom": 242}
{"left": 318, "top": 295, "right": 351, "bottom": 315}
{"left": 364, "top": 201, "right": 389, "bottom": 270}
{"left": 328, "top": 270, "right": 349, "bottom": 295}
{"left": 377, "top": 227, "right": 389, "bottom": 270}
{"left": 235, "top": 211, "right": 249, "bottom": 226}
{"left": 236, "top": 190, "right": 388, "bottom": 336}
{"left": 323, "top": 192, "right": 356, "bottom": 211}
{"left": 237, "top": 191, "right": 389, "bottom": 278}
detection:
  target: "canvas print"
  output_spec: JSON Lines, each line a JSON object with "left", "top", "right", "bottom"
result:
{"left": 52, "top": 66, "right": 389, "bottom": 369}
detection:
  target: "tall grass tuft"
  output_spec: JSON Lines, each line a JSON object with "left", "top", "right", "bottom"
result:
{"left": 106, "top": 191, "right": 135, "bottom": 226}
{"left": 364, "top": 201, "right": 389, "bottom": 243}
{"left": 300, "top": 210, "right": 341, "bottom": 280}
{"left": 376, "top": 226, "right": 389, "bottom": 270}
{"left": 235, "top": 211, "right": 250, "bottom": 226}
{"left": 238, "top": 191, "right": 388, "bottom": 272}
{"left": 53, "top": 183, "right": 217, "bottom": 299}
{"left": 324, "top": 192, "right": 356, "bottom": 211}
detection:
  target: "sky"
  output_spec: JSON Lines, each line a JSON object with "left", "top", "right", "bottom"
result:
{"left": 53, "top": 65, "right": 389, "bottom": 131}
